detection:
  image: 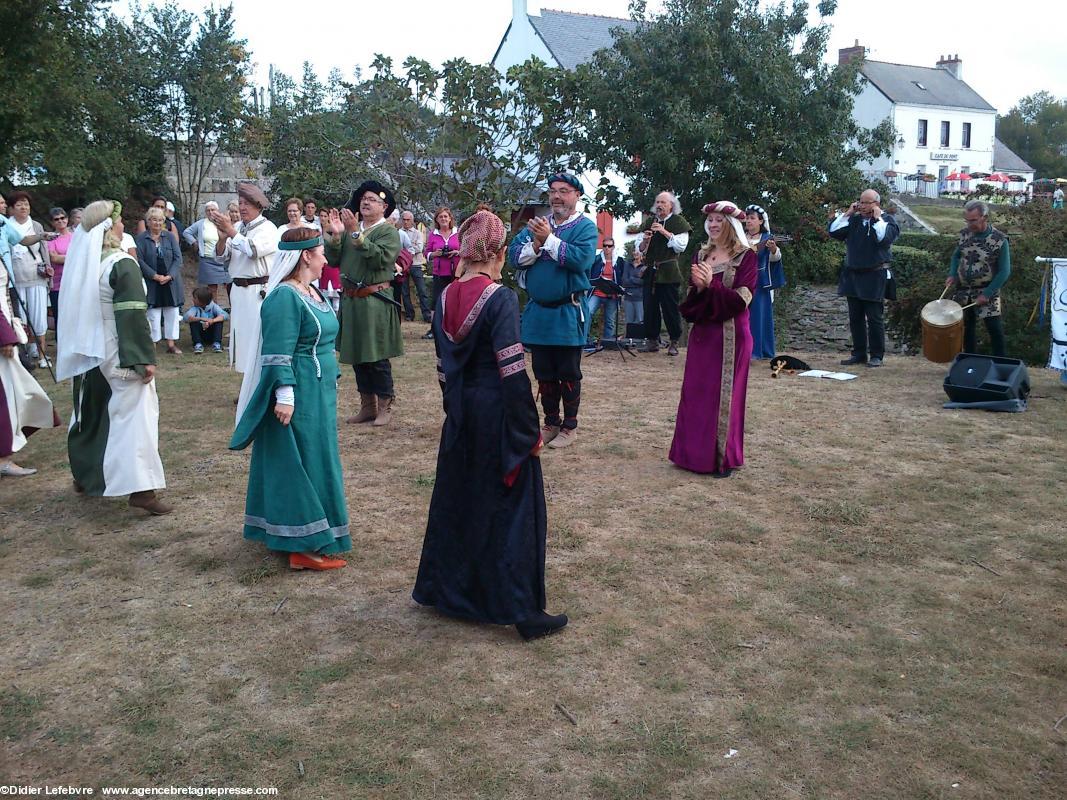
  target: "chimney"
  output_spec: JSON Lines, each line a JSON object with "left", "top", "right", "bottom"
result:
{"left": 936, "top": 53, "right": 962, "bottom": 80}
{"left": 838, "top": 39, "right": 866, "bottom": 66}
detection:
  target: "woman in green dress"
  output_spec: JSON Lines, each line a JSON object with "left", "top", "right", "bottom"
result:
{"left": 230, "top": 227, "right": 351, "bottom": 571}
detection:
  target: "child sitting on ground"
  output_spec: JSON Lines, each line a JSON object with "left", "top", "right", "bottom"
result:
{"left": 183, "top": 286, "right": 229, "bottom": 354}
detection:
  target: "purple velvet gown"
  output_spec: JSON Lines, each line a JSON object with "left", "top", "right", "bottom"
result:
{"left": 669, "top": 250, "right": 758, "bottom": 474}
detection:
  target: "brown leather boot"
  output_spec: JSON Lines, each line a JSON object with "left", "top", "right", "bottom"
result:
{"left": 346, "top": 392, "right": 377, "bottom": 424}
{"left": 129, "top": 490, "right": 173, "bottom": 515}
{"left": 371, "top": 396, "right": 393, "bottom": 427}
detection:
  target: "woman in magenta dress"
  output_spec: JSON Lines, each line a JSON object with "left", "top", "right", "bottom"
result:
{"left": 669, "top": 201, "right": 758, "bottom": 477}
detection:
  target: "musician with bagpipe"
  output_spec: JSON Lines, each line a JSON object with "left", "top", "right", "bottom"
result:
{"left": 744, "top": 204, "right": 788, "bottom": 359}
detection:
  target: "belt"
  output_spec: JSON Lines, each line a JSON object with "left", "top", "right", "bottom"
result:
{"left": 232, "top": 276, "right": 269, "bottom": 287}
{"left": 654, "top": 258, "right": 678, "bottom": 267}
{"left": 535, "top": 292, "right": 582, "bottom": 309}
{"left": 343, "top": 281, "right": 392, "bottom": 299}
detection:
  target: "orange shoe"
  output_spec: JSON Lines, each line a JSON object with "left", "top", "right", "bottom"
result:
{"left": 289, "top": 552, "right": 347, "bottom": 571}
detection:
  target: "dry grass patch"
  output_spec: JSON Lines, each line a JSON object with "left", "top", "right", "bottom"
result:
{"left": 1, "top": 327, "right": 1066, "bottom": 797}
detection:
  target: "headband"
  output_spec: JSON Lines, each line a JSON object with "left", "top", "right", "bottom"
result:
{"left": 701, "top": 201, "right": 746, "bottom": 220}
{"left": 110, "top": 201, "right": 123, "bottom": 222}
{"left": 745, "top": 204, "right": 770, "bottom": 233}
{"left": 278, "top": 236, "right": 323, "bottom": 251}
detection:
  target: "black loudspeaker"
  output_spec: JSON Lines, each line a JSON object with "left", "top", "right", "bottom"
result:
{"left": 944, "top": 353, "right": 1030, "bottom": 403}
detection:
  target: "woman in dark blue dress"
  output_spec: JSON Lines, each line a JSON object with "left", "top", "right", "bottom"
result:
{"left": 412, "top": 211, "right": 567, "bottom": 641}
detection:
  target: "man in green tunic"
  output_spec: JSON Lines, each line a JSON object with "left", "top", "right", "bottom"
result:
{"left": 325, "top": 180, "right": 404, "bottom": 427}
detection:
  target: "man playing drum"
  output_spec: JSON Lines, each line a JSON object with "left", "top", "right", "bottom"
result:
{"left": 944, "top": 200, "right": 1011, "bottom": 357}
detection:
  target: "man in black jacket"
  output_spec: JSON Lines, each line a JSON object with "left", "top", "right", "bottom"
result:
{"left": 829, "top": 189, "right": 900, "bottom": 367}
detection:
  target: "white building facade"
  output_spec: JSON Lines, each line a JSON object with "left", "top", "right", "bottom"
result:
{"left": 491, "top": 1, "right": 641, "bottom": 246}
{"left": 843, "top": 44, "right": 1032, "bottom": 195}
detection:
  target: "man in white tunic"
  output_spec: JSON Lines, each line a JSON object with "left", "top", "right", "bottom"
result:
{"left": 210, "top": 183, "right": 278, "bottom": 372}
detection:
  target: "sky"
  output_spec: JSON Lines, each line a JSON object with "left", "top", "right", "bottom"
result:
{"left": 118, "top": 0, "right": 1064, "bottom": 115}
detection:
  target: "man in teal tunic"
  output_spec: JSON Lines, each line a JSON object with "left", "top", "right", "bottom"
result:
{"left": 507, "top": 173, "right": 597, "bottom": 449}
{"left": 325, "top": 180, "right": 403, "bottom": 427}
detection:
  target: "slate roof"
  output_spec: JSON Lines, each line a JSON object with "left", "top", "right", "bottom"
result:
{"left": 993, "top": 138, "right": 1034, "bottom": 173}
{"left": 860, "top": 61, "right": 995, "bottom": 111}
{"left": 528, "top": 9, "right": 640, "bottom": 70}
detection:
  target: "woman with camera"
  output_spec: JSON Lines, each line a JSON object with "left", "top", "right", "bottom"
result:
{"left": 423, "top": 206, "right": 460, "bottom": 339}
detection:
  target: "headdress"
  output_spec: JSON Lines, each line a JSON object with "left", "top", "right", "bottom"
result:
{"left": 345, "top": 180, "right": 396, "bottom": 218}
{"left": 457, "top": 210, "right": 506, "bottom": 264}
{"left": 278, "top": 235, "right": 324, "bottom": 251}
{"left": 745, "top": 204, "right": 770, "bottom": 234}
{"left": 547, "top": 172, "right": 583, "bottom": 193}
{"left": 56, "top": 201, "right": 119, "bottom": 381}
{"left": 237, "top": 182, "right": 270, "bottom": 210}
{"left": 701, "top": 200, "right": 747, "bottom": 244}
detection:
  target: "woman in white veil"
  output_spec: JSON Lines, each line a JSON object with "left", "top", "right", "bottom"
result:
{"left": 58, "top": 200, "right": 170, "bottom": 513}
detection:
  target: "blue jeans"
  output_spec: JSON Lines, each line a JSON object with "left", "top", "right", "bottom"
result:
{"left": 586, "top": 294, "right": 619, "bottom": 341}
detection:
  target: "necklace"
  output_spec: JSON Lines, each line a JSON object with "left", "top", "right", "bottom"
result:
{"left": 285, "top": 279, "right": 311, "bottom": 296}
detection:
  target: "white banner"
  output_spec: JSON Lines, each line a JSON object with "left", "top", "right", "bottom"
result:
{"left": 1049, "top": 259, "right": 1067, "bottom": 371}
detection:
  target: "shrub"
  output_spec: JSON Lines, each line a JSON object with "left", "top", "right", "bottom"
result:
{"left": 788, "top": 237, "right": 845, "bottom": 284}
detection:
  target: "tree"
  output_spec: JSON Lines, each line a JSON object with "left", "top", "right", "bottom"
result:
{"left": 0, "top": 0, "right": 163, "bottom": 200}
{"left": 575, "top": 0, "right": 892, "bottom": 235}
{"left": 131, "top": 3, "right": 251, "bottom": 221}
{"left": 997, "top": 92, "right": 1067, "bottom": 180}
{"left": 263, "top": 56, "right": 585, "bottom": 221}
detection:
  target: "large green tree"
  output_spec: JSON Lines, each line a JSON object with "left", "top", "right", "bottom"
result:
{"left": 130, "top": 3, "right": 251, "bottom": 221}
{"left": 263, "top": 56, "right": 584, "bottom": 220}
{"left": 576, "top": 0, "right": 892, "bottom": 234}
{"left": 0, "top": 0, "right": 162, "bottom": 200}
{"left": 997, "top": 92, "right": 1067, "bottom": 180}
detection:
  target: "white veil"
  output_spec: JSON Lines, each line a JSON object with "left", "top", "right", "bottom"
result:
{"left": 234, "top": 249, "right": 301, "bottom": 424}
{"left": 55, "top": 218, "right": 113, "bottom": 381}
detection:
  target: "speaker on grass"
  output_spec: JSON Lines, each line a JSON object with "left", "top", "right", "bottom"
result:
{"left": 944, "top": 353, "right": 1030, "bottom": 403}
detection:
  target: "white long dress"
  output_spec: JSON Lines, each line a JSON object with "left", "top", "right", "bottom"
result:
{"left": 67, "top": 251, "right": 165, "bottom": 496}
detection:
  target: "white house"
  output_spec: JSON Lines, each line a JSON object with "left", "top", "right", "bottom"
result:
{"left": 842, "top": 42, "right": 1033, "bottom": 195}
{"left": 491, "top": 1, "right": 641, "bottom": 244}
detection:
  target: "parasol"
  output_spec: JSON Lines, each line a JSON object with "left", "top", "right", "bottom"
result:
{"left": 986, "top": 172, "right": 1011, "bottom": 183}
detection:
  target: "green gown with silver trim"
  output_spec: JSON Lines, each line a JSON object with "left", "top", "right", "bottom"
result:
{"left": 229, "top": 285, "right": 351, "bottom": 554}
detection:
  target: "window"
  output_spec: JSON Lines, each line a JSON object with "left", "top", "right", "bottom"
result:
{"left": 962, "top": 122, "right": 971, "bottom": 148}
{"left": 912, "top": 81, "right": 927, "bottom": 91}
{"left": 940, "top": 121, "right": 950, "bottom": 148}
{"left": 917, "top": 119, "right": 928, "bottom": 147}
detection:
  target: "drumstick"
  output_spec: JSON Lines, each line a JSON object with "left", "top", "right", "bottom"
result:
{"left": 959, "top": 302, "right": 979, "bottom": 311}
{"left": 938, "top": 285, "right": 952, "bottom": 300}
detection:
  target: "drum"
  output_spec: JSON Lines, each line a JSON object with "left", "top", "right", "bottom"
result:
{"left": 921, "top": 299, "right": 964, "bottom": 363}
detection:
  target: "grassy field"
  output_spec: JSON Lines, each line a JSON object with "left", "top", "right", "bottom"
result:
{"left": 2, "top": 326, "right": 1066, "bottom": 798}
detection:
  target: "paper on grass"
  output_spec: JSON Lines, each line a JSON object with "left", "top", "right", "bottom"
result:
{"left": 798, "top": 369, "right": 858, "bottom": 381}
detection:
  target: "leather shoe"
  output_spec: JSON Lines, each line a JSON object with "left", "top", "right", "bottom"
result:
{"left": 516, "top": 612, "right": 568, "bottom": 641}
{"left": 867, "top": 357, "right": 884, "bottom": 367}
{"left": 289, "top": 552, "right": 347, "bottom": 571}
{"left": 840, "top": 356, "right": 867, "bottom": 366}
{"left": 667, "top": 341, "right": 679, "bottom": 357}
{"left": 128, "top": 490, "right": 172, "bottom": 515}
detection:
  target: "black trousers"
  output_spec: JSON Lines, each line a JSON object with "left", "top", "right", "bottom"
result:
{"left": 189, "top": 321, "right": 223, "bottom": 347}
{"left": 846, "top": 296, "right": 885, "bottom": 359}
{"left": 403, "top": 267, "right": 431, "bottom": 322}
{"left": 431, "top": 275, "right": 454, "bottom": 310}
{"left": 963, "top": 309, "right": 1006, "bottom": 357}
{"left": 530, "top": 345, "right": 583, "bottom": 430}
{"left": 643, "top": 281, "right": 682, "bottom": 343}
{"left": 354, "top": 360, "right": 394, "bottom": 398}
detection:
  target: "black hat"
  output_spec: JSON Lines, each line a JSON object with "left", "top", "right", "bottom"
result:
{"left": 345, "top": 180, "right": 396, "bottom": 218}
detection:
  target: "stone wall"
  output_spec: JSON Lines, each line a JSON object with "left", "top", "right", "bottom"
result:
{"left": 162, "top": 150, "right": 273, "bottom": 218}
{"left": 777, "top": 285, "right": 909, "bottom": 355}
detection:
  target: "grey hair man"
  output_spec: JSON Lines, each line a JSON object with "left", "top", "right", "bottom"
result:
{"left": 828, "top": 188, "right": 900, "bottom": 367}
{"left": 944, "top": 199, "right": 1011, "bottom": 356}
{"left": 637, "top": 190, "right": 691, "bottom": 355}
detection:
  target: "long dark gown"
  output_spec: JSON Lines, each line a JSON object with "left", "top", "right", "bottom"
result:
{"left": 412, "top": 277, "right": 547, "bottom": 625}
{"left": 669, "top": 250, "right": 758, "bottom": 474}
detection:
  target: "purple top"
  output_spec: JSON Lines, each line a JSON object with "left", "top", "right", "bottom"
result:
{"left": 425, "top": 229, "right": 460, "bottom": 277}
{"left": 47, "top": 231, "right": 72, "bottom": 290}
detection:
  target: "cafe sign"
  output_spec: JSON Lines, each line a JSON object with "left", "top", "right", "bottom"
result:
{"left": 930, "top": 151, "right": 959, "bottom": 161}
